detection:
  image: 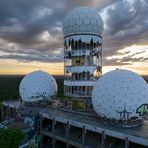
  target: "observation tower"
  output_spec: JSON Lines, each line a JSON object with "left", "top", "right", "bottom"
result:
{"left": 62, "top": 7, "right": 104, "bottom": 104}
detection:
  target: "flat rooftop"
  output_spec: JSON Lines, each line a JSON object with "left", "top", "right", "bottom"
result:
{"left": 39, "top": 106, "right": 148, "bottom": 146}
{"left": 2, "top": 100, "right": 148, "bottom": 146}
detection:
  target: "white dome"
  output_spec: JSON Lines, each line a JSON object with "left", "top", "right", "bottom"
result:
{"left": 92, "top": 69, "right": 148, "bottom": 121}
{"left": 19, "top": 70, "right": 57, "bottom": 103}
{"left": 62, "top": 7, "right": 104, "bottom": 37}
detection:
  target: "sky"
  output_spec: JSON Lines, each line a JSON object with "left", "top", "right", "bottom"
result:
{"left": 0, "top": 0, "right": 148, "bottom": 75}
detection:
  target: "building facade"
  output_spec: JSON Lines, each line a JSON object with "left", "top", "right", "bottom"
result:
{"left": 63, "top": 7, "right": 104, "bottom": 104}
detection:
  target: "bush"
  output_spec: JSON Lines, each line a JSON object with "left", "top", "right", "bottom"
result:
{"left": 0, "top": 128, "right": 25, "bottom": 148}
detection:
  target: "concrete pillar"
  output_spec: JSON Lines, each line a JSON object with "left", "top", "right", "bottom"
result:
{"left": 70, "top": 86, "right": 72, "bottom": 95}
{"left": 66, "top": 86, "right": 68, "bottom": 94}
{"left": 66, "top": 121, "right": 70, "bottom": 148}
{"left": 65, "top": 86, "right": 67, "bottom": 94}
{"left": 85, "top": 55, "right": 87, "bottom": 65}
{"left": 125, "top": 137, "right": 129, "bottom": 148}
{"left": 87, "top": 86, "right": 90, "bottom": 96}
{"left": 101, "top": 131, "right": 106, "bottom": 148}
{"left": 52, "top": 118, "right": 56, "bottom": 148}
{"left": 82, "top": 126, "right": 86, "bottom": 148}
{"left": 73, "top": 86, "right": 75, "bottom": 94}
{"left": 85, "top": 86, "right": 87, "bottom": 96}
{"left": 68, "top": 86, "right": 70, "bottom": 94}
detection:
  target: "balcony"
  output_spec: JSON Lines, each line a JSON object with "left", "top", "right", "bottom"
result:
{"left": 65, "top": 65, "right": 97, "bottom": 73}
{"left": 64, "top": 49, "right": 91, "bottom": 58}
{"left": 64, "top": 93, "right": 91, "bottom": 98}
{"left": 64, "top": 80, "right": 95, "bottom": 86}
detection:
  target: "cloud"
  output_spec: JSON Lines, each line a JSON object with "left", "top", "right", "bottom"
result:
{"left": 0, "top": 47, "right": 63, "bottom": 63}
{"left": 100, "top": 0, "right": 148, "bottom": 67}
{"left": 104, "top": 45, "right": 148, "bottom": 66}
{"left": 0, "top": 0, "right": 147, "bottom": 68}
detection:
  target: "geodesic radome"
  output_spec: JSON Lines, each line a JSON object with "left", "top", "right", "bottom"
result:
{"left": 92, "top": 69, "right": 148, "bottom": 122}
{"left": 19, "top": 70, "right": 57, "bottom": 103}
{"left": 62, "top": 7, "right": 104, "bottom": 37}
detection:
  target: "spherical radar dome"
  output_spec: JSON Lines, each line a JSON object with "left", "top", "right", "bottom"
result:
{"left": 63, "top": 7, "right": 104, "bottom": 37}
{"left": 19, "top": 70, "right": 57, "bottom": 103}
{"left": 92, "top": 69, "right": 148, "bottom": 121}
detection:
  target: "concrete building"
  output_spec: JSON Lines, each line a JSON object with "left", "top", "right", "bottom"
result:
{"left": 63, "top": 7, "right": 104, "bottom": 106}
{"left": 1, "top": 101, "right": 148, "bottom": 148}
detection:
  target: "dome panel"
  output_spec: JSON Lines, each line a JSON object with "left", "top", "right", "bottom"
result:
{"left": 84, "top": 18, "right": 90, "bottom": 25}
{"left": 92, "top": 69, "right": 148, "bottom": 122}
{"left": 19, "top": 70, "right": 57, "bottom": 103}
{"left": 63, "top": 7, "right": 104, "bottom": 37}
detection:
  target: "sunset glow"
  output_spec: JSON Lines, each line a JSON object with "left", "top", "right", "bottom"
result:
{"left": 0, "top": 0, "right": 147, "bottom": 76}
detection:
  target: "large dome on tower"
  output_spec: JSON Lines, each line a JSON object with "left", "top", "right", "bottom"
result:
{"left": 62, "top": 7, "right": 104, "bottom": 37}
{"left": 19, "top": 70, "right": 57, "bottom": 103}
{"left": 92, "top": 69, "right": 148, "bottom": 127}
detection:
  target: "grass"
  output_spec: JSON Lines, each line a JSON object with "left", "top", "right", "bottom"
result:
{"left": 0, "top": 75, "right": 64, "bottom": 101}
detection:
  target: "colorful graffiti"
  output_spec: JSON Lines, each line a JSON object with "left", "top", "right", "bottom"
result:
{"left": 28, "top": 133, "right": 41, "bottom": 148}
{"left": 24, "top": 116, "right": 35, "bottom": 130}
{"left": 137, "top": 104, "right": 148, "bottom": 116}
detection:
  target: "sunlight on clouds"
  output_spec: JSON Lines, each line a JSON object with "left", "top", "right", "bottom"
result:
{"left": 106, "top": 45, "right": 148, "bottom": 64}
{"left": 0, "top": 44, "right": 148, "bottom": 75}
{"left": 104, "top": 44, "right": 148, "bottom": 75}
{"left": 38, "top": 31, "right": 60, "bottom": 43}
{"left": 117, "top": 45, "right": 148, "bottom": 55}
{"left": 38, "top": 31, "right": 51, "bottom": 42}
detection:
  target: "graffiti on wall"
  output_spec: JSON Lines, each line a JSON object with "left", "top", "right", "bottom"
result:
{"left": 137, "top": 104, "right": 148, "bottom": 116}
{"left": 24, "top": 116, "right": 35, "bottom": 130}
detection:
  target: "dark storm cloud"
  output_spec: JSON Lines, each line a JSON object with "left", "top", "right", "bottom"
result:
{"left": 0, "top": 0, "right": 101, "bottom": 62}
{"left": 0, "top": 53, "right": 63, "bottom": 63}
{"left": 0, "top": 0, "right": 147, "bottom": 65}
{"left": 105, "top": 0, "right": 148, "bottom": 35}
{"left": 101, "top": 0, "right": 148, "bottom": 66}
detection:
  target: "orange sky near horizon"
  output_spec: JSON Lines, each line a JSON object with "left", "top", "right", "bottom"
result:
{"left": 0, "top": 44, "right": 148, "bottom": 76}
{"left": 0, "top": 59, "right": 148, "bottom": 76}
{"left": 0, "top": 0, "right": 148, "bottom": 77}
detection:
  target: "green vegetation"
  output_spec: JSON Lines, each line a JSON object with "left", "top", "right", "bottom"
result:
{"left": 56, "top": 76, "right": 64, "bottom": 97}
{"left": 0, "top": 128, "right": 25, "bottom": 148}
{"left": 137, "top": 104, "right": 148, "bottom": 116}
{"left": 0, "top": 75, "right": 64, "bottom": 101}
{"left": 0, "top": 76, "right": 22, "bottom": 101}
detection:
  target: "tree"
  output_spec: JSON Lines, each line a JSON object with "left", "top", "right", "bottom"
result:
{"left": 0, "top": 128, "right": 25, "bottom": 148}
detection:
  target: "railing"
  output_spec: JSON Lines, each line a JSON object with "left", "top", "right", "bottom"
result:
{"left": 64, "top": 80, "right": 96, "bottom": 86}
{"left": 65, "top": 65, "right": 97, "bottom": 73}
{"left": 64, "top": 93, "right": 91, "bottom": 98}
{"left": 65, "top": 49, "right": 91, "bottom": 57}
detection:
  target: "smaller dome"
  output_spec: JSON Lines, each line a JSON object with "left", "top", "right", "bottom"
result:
{"left": 92, "top": 69, "right": 148, "bottom": 127}
{"left": 62, "top": 7, "right": 104, "bottom": 37}
{"left": 19, "top": 70, "right": 57, "bottom": 103}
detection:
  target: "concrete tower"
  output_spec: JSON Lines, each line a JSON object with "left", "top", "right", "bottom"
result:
{"left": 62, "top": 7, "right": 104, "bottom": 106}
